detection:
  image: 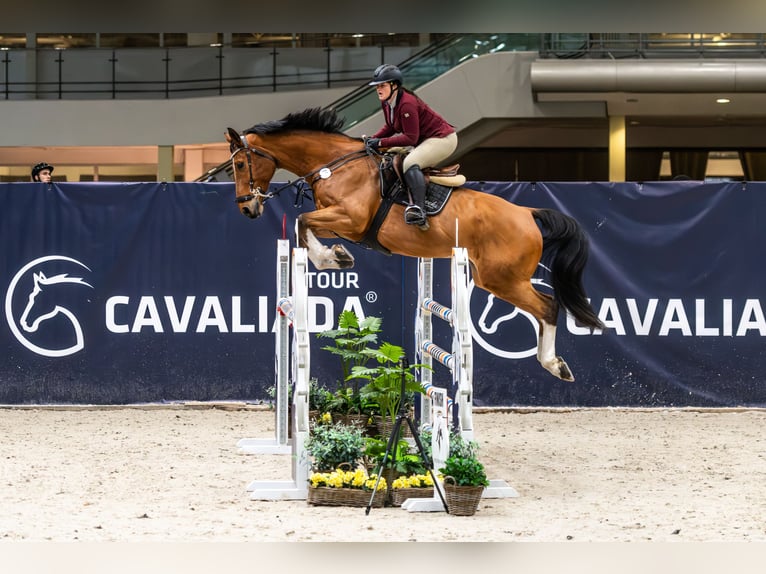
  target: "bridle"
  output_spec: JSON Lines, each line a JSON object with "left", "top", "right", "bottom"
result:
{"left": 230, "top": 135, "right": 279, "bottom": 204}
{"left": 231, "top": 132, "right": 372, "bottom": 205}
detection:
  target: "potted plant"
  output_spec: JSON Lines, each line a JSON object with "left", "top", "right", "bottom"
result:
{"left": 389, "top": 472, "right": 436, "bottom": 507}
{"left": 438, "top": 453, "right": 490, "bottom": 516}
{"left": 307, "top": 465, "right": 388, "bottom": 508}
{"left": 351, "top": 341, "right": 428, "bottom": 437}
{"left": 317, "top": 310, "right": 382, "bottom": 424}
{"left": 363, "top": 434, "right": 431, "bottom": 505}
{"left": 304, "top": 420, "right": 365, "bottom": 472}
{"left": 307, "top": 378, "right": 334, "bottom": 422}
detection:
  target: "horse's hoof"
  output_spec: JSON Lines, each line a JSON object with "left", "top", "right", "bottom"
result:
{"left": 557, "top": 358, "right": 574, "bottom": 382}
{"left": 332, "top": 244, "right": 355, "bottom": 268}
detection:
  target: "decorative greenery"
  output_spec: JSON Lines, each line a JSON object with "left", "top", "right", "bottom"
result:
{"left": 317, "top": 310, "right": 382, "bottom": 414}
{"left": 351, "top": 341, "right": 428, "bottom": 426}
{"left": 439, "top": 455, "right": 490, "bottom": 487}
{"left": 420, "top": 427, "right": 480, "bottom": 462}
{"left": 305, "top": 421, "right": 365, "bottom": 472}
{"left": 362, "top": 436, "right": 427, "bottom": 475}
{"left": 308, "top": 467, "right": 386, "bottom": 491}
{"left": 391, "top": 473, "right": 435, "bottom": 489}
{"left": 308, "top": 378, "right": 334, "bottom": 413}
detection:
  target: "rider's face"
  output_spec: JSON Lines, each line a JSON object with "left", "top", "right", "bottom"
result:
{"left": 375, "top": 82, "right": 395, "bottom": 101}
{"left": 38, "top": 170, "right": 52, "bottom": 183}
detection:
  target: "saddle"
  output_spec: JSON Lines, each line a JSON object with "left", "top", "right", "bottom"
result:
{"left": 381, "top": 153, "right": 466, "bottom": 215}
{"left": 358, "top": 152, "right": 466, "bottom": 255}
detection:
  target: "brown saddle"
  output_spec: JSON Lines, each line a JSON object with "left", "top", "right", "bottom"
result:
{"left": 391, "top": 154, "right": 465, "bottom": 186}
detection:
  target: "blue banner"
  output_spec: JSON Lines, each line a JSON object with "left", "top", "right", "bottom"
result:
{"left": 2, "top": 181, "right": 765, "bottom": 407}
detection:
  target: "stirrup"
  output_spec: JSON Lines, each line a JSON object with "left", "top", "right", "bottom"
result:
{"left": 404, "top": 205, "right": 429, "bottom": 230}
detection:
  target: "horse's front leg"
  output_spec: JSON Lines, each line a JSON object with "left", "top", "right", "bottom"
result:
{"left": 296, "top": 213, "right": 355, "bottom": 270}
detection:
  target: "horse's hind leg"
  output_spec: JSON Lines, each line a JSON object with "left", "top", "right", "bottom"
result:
{"left": 493, "top": 279, "right": 575, "bottom": 382}
{"left": 537, "top": 313, "right": 574, "bottom": 382}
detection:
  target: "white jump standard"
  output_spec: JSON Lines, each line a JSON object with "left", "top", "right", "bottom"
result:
{"left": 405, "top": 247, "right": 518, "bottom": 512}
{"left": 238, "top": 239, "right": 311, "bottom": 500}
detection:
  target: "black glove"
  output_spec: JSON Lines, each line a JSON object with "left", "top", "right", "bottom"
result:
{"left": 365, "top": 137, "right": 381, "bottom": 152}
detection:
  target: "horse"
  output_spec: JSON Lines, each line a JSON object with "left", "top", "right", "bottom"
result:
{"left": 225, "top": 107, "right": 605, "bottom": 381}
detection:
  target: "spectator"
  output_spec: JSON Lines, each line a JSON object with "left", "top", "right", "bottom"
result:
{"left": 31, "top": 162, "right": 54, "bottom": 183}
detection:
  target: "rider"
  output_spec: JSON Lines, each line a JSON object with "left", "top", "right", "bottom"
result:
{"left": 365, "top": 64, "right": 457, "bottom": 230}
{"left": 31, "top": 162, "right": 55, "bottom": 183}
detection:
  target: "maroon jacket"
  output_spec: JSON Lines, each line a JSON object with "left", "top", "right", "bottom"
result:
{"left": 372, "top": 89, "right": 455, "bottom": 148}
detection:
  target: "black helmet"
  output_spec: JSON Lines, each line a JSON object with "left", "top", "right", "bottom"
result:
{"left": 32, "top": 162, "right": 54, "bottom": 179}
{"left": 369, "top": 64, "right": 403, "bottom": 86}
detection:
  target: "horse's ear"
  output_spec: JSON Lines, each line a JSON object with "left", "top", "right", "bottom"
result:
{"left": 225, "top": 127, "right": 242, "bottom": 147}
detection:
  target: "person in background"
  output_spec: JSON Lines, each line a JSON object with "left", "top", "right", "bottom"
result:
{"left": 31, "top": 162, "right": 54, "bottom": 183}
{"left": 365, "top": 64, "right": 457, "bottom": 231}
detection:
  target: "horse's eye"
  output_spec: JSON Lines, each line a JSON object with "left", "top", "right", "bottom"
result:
{"left": 235, "top": 161, "right": 245, "bottom": 170}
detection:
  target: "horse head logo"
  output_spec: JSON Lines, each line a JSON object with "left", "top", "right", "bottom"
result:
{"left": 469, "top": 266, "right": 552, "bottom": 359}
{"left": 5, "top": 256, "right": 93, "bottom": 357}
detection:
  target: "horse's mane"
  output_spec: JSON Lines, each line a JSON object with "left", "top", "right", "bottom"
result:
{"left": 244, "top": 107, "right": 347, "bottom": 136}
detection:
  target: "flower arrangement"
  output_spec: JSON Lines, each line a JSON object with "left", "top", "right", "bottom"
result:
{"left": 308, "top": 467, "right": 387, "bottom": 491}
{"left": 389, "top": 472, "right": 437, "bottom": 507}
{"left": 390, "top": 473, "right": 435, "bottom": 489}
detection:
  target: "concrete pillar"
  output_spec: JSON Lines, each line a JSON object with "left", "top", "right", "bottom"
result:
{"left": 609, "top": 115, "right": 626, "bottom": 182}
{"left": 157, "top": 145, "right": 174, "bottom": 182}
{"left": 183, "top": 147, "right": 205, "bottom": 182}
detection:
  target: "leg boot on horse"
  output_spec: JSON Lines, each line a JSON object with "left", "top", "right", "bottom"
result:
{"left": 403, "top": 165, "right": 429, "bottom": 231}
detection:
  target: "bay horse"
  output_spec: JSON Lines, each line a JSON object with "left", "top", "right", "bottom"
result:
{"left": 225, "top": 107, "right": 605, "bottom": 381}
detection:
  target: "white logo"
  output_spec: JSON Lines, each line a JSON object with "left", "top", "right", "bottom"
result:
{"left": 5, "top": 256, "right": 93, "bottom": 357}
{"left": 469, "top": 275, "right": 551, "bottom": 360}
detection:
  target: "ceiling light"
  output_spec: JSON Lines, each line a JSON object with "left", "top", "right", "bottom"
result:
{"left": 716, "top": 98, "right": 731, "bottom": 104}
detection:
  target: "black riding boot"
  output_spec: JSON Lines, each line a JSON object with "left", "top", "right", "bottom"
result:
{"left": 403, "top": 165, "right": 429, "bottom": 230}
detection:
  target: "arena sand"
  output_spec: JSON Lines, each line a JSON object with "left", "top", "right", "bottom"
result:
{"left": 1, "top": 404, "right": 764, "bottom": 544}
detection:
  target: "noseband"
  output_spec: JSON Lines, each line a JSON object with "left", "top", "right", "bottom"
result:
{"left": 231, "top": 135, "right": 279, "bottom": 204}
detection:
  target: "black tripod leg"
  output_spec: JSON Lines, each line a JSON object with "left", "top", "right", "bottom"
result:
{"left": 365, "top": 416, "right": 402, "bottom": 515}
{"left": 405, "top": 417, "right": 448, "bottom": 512}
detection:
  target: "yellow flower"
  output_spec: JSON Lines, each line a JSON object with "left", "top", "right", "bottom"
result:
{"left": 365, "top": 477, "right": 386, "bottom": 491}
{"left": 391, "top": 476, "right": 409, "bottom": 489}
{"left": 390, "top": 474, "right": 434, "bottom": 489}
{"left": 320, "top": 412, "right": 332, "bottom": 424}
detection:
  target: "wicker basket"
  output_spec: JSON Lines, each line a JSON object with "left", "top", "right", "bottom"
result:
{"left": 307, "top": 486, "right": 385, "bottom": 508}
{"left": 373, "top": 416, "right": 412, "bottom": 439}
{"left": 390, "top": 487, "right": 435, "bottom": 507}
{"left": 443, "top": 477, "right": 484, "bottom": 516}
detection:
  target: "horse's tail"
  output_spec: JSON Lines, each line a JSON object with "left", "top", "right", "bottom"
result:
{"left": 532, "top": 208, "right": 605, "bottom": 330}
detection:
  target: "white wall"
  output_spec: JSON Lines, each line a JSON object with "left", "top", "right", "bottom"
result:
{"left": 0, "top": 87, "right": 352, "bottom": 148}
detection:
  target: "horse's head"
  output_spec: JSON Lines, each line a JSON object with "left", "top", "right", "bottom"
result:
{"left": 225, "top": 127, "right": 278, "bottom": 219}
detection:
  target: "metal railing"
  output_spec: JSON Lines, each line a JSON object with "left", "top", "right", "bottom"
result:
{"left": 539, "top": 33, "right": 766, "bottom": 59}
{"left": 4, "top": 34, "right": 765, "bottom": 103}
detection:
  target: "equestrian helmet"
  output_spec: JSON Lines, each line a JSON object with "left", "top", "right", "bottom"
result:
{"left": 369, "top": 64, "right": 403, "bottom": 86}
{"left": 32, "top": 162, "right": 55, "bottom": 179}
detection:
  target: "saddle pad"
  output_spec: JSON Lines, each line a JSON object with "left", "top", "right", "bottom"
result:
{"left": 424, "top": 183, "right": 454, "bottom": 216}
